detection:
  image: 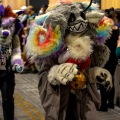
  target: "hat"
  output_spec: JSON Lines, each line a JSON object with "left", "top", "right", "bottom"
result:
{"left": 21, "top": 6, "right": 27, "bottom": 10}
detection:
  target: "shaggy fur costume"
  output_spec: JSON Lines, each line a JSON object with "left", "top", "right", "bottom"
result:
{"left": 0, "top": 5, "right": 23, "bottom": 120}
{"left": 0, "top": 5, "right": 24, "bottom": 72}
{"left": 26, "top": 1, "right": 113, "bottom": 120}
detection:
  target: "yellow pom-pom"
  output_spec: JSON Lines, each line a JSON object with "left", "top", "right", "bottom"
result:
{"left": 70, "top": 72, "right": 86, "bottom": 90}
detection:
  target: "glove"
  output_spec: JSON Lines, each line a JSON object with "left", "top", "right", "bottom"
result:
{"left": 48, "top": 63, "right": 78, "bottom": 85}
{"left": 88, "top": 67, "right": 112, "bottom": 91}
{"left": 12, "top": 64, "right": 24, "bottom": 73}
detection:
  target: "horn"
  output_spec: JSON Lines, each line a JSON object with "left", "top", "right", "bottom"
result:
{"left": 80, "top": 0, "right": 93, "bottom": 19}
{"left": 82, "top": 0, "right": 93, "bottom": 13}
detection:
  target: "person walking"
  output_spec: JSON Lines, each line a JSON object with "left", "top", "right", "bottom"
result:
{"left": 99, "top": 8, "right": 119, "bottom": 111}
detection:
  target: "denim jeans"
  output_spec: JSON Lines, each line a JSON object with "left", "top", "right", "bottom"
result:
{"left": 0, "top": 70, "right": 15, "bottom": 120}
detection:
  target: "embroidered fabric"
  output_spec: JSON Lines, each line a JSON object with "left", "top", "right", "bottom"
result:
{"left": 0, "top": 44, "right": 12, "bottom": 69}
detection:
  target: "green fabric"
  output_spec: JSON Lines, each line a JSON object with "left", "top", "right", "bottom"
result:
{"left": 116, "top": 47, "right": 120, "bottom": 59}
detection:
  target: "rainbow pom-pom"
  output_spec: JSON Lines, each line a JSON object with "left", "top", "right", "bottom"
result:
{"left": 34, "top": 12, "right": 51, "bottom": 26}
{"left": 26, "top": 24, "right": 63, "bottom": 58}
{"left": 96, "top": 16, "right": 113, "bottom": 44}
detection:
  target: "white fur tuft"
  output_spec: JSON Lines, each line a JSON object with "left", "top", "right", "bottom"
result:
{"left": 48, "top": 65, "right": 60, "bottom": 85}
{"left": 11, "top": 47, "right": 21, "bottom": 60}
{"left": 86, "top": 11, "right": 104, "bottom": 24}
{"left": 66, "top": 35, "right": 93, "bottom": 60}
{"left": 11, "top": 54, "right": 21, "bottom": 60}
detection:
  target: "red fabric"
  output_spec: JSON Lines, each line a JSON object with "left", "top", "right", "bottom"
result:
{"left": 67, "top": 57, "right": 91, "bottom": 71}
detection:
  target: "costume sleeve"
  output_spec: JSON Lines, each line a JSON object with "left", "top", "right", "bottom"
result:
{"left": 20, "top": 14, "right": 28, "bottom": 23}
{"left": 38, "top": 58, "right": 58, "bottom": 96}
{"left": 11, "top": 35, "right": 23, "bottom": 66}
{"left": 87, "top": 83, "right": 101, "bottom": 109}
{"left": 116, "top": 47, "right": 120, "bottom": 59}
{"left": 38, "top": 58, "right": 60, "bottom": 115}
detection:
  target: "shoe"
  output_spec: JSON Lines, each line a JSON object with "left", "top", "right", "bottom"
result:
{"left": 107, "top": 104, "right": 114, "bottom": 109}
{"left": 98, "top": 107, "right": 108, "bottom": 112}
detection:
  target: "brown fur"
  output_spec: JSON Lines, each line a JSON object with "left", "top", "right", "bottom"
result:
{"left": 13, "top": 35, "right": 20, "bottom": 48}
{"left": 4, "top": 6, "right": 18, "bottom": 18}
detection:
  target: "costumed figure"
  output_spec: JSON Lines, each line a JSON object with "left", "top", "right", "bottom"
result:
{"left": 21, "top": 27, "right": 37, "bottom": 72}
{"left": 27, "top": 6, "right": 37, "bottom": 28}
{"left": 26, "top": 0, "right": 113, "bottom": 119}
{"left": 0, "top": 5, "right": 24, "bottom": 120}
{"left": 21, "top": 27, "right": 29, "bottom": 62}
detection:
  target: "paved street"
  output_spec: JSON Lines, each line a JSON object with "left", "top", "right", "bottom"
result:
{"left": 0, "top": 73, "right": 120, "bottom": 120}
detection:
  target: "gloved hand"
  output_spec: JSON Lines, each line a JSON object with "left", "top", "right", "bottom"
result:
{"left": 88, "top": 67, "right": 112, "bottom": 91}
{"left": 11, "top": 57, "right": 24, "bottom": 73}
{"left": 12, "top": 64, "right": 24, "bottom": 73}
{"left": 48, "top": 63, "right": 78, "bottom": 85}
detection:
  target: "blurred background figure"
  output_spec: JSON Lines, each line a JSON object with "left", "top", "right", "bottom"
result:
{"left": 115, "top": 9, "right": 120, "bottom": 28}
{"left": 21, "top": 27, "right": 29, "bottom": 66}
{"left": 18, "top": 6, "right": 28, "bottom": 55}
{"left": 116, "top": 36, "right": 120, "bottom": 59}
{"left": 27, "top": 5, "right": 37, "bottom": 27}
{"left": 93, "top": 0, "right": 100, "bottom": 4}
{"left": 114, "top": 9, "right": 120, "bottom": 107}
{"left": 38, "top": 5, "right": 48, "bottom": 15}
{"left": 99, "top": 8, "right": 119, "bottom": 112}
{"left": 19, "top": 6, "right": 28, "bottom": 27}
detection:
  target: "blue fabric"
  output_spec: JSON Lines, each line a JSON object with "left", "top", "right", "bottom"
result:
{"left": 0, "top": 5, "right": 5, "bottom": 16}
{"left": 116, "top": 23, "right": 120, "bottom": 28}
{"left": 28, "top": 13, "right": 37, "bottom": 21}
{"left": 16, "top": 10, "right": 24, "bottom": 15}
{"left": 116, "top": 47, "right": 120, "bottom": 59}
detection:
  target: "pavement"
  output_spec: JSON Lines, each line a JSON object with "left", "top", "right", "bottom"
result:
{"left": 0, "top": 73, "right": 120, "bottom": 120}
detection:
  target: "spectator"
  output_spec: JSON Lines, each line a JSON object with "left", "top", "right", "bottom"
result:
{"left": 115, "top": 9, "right": 120, "bottom": 28}
{"left": 114, "top": 34, "right": 120, "bottom": 107}
{"left": 99, "top": 8, "right": 119, "bottom": 111}
{"left": 21, "top": 27, "right": 29, "bottom": 63}
{"left": 19, "top": 6, "right": 28, "bottom": 27}
{"left": 116, "top": 36, "right": 120, "bottom": 59}
{"left": 27, "top": 5, "right": 37, "bottom": 27}
{"left": 18, "top": 6, "right": 28, "bottom": 52}
{"left": 38, "top": 5, "right": 48, "bottom": 15}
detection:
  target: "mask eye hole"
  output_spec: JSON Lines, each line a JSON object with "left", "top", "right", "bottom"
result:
{"left": 3, "top": 27, "right": 8, "bottom": 30}
{"left": 68, "top": 13, "right": 76, "bottom": 23}
{"left": 80, "top": 12, "right": 86, "bottom": 20}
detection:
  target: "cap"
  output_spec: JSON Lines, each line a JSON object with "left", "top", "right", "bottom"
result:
{"left": 21, "top": 6, "right": 27, "bottom": 10}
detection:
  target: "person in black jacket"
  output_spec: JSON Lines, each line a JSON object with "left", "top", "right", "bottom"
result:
{"left": 99, "top": 8, "right": 119, "bottom": 111}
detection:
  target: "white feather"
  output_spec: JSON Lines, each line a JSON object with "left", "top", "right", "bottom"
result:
{"left": 86, "top": 11, "right": 104, "bottom": 24}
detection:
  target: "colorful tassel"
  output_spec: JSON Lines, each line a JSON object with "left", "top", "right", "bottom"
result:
{"left": 96, "top": 17, "right": 113, "bottom": 44}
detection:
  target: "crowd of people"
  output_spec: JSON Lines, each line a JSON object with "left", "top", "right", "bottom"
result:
{"left": 98, "top": 7, "right": 120, "bottom": 111}
{"left": 0, "top": 1, "right": 120, "bottom": 120}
